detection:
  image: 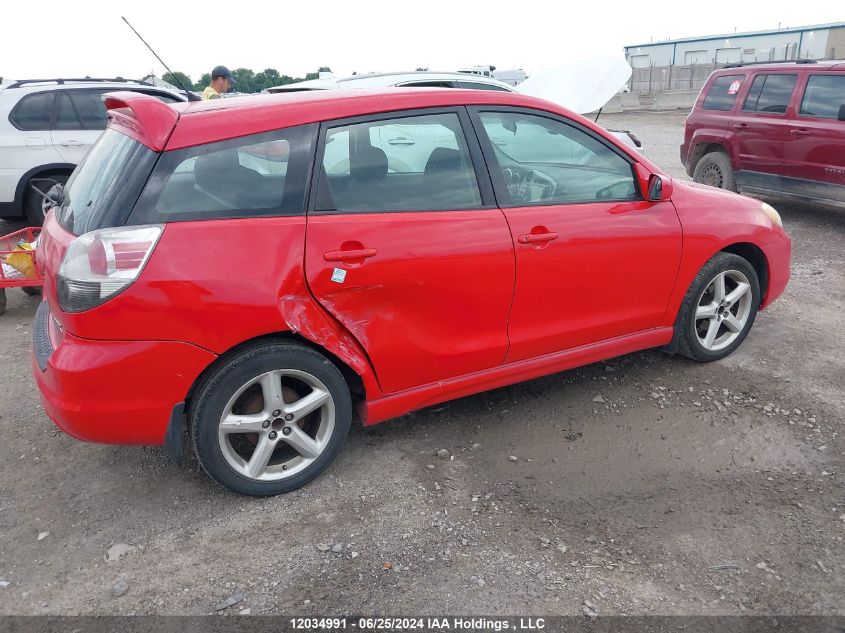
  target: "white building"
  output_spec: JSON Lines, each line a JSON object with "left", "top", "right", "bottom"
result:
{"left": 624, "top": 22, "right": 845, "bottom": 68}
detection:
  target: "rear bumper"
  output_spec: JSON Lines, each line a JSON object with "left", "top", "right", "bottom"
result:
{"left": 31, "top": 302, "right": 216, "bottom": 445}
{"left": 760, "top": 229, "right": 791, "bottom": 310}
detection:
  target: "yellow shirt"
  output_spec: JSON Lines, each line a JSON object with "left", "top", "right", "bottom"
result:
{"left": 201, "top": 86, "right": 221, "bottom": 100}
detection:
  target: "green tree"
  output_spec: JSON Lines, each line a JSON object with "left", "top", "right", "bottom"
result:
{"left": 162, "top": 71, "right": 194, "bottom": 91}
{"left": 231, "top": 68, "right": 256, "bottom": 93}
{"left": 195, "top": 72, "right": 212, "bottom": 91}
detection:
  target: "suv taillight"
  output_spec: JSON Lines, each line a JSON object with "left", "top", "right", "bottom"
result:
{"left": 57, "top": 225, "right": 163, "bottom": 312}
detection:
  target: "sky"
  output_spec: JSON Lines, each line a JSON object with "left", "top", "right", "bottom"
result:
{"left": 1, "top": 1, "right": 842, "bottom": 82}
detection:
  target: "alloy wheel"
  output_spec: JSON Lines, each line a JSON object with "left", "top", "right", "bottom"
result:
{"left": 217, "top": 369, "right": 335, "bottom": 481}
{"left": 694, "top": 269, "right": 753, "bottom": 352}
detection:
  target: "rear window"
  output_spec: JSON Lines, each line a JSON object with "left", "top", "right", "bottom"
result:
{"left": 800, "top": 75, "right": 845, "bottom": 119}
{"left": 742, "top": 74, "right": 797, "bottom": 114}
{"left": 55, "top": 129, "right": 157, "bottom": 235}
{"left": 130, "top": 124, "right": 316, "bottom": 224}
{"left": 702, "top": 75, "right": 745, "bottom": 111}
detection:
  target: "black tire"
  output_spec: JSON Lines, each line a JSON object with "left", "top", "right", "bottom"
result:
{"left": 676, "top": 252, "right": 761, "bottom": 362}
{"left": 692, "top": 151, "right": 737, "bottom": 193}
{"left": 21, "top": 286, "right": 41, "bottom": 296}
{"left": 24, "top": 175, "right": 68, "bottom": 226}
{"left": 190, "top": 340, "right": 352, "bottom": 496}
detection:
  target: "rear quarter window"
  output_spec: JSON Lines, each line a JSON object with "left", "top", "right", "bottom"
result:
{"left": 130, "top": 124, "right": 316, "bottom": 224}
{"left": 702, "top": 75, "right": 745, "bottom": 111}
{"left": 9, "top": 91, "right": 56, "bottom": 130}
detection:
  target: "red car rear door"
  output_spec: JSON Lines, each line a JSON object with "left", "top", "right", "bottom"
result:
{"left": 304, "top": 109, "right": 515, "bottom": 395}
{"left": 469, "top": 107, "right": 682, "bottom": 362}
{"left": 783, "top": 71, "right": 845, "bottom": 186}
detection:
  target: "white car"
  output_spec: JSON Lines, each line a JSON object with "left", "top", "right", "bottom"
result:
{"left": 268, "top": 71, "right": 643, "bottom": 153}
{"left": 0, "top": 78, "right": 185, "bottom": 224}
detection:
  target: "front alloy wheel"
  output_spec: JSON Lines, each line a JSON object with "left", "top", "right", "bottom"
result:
{"left": 693, "top": 270, "right": 753, "bottom": 352}
{"left": 677, "top": 252, "right": 760, "bottom": 362}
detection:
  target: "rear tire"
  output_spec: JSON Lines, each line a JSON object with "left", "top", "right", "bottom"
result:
{"left": 677, "top": 252, "right": 760, "bottom": 362}
{"left": 24, "top": 174, "right": 68, "bottom": 226}
{"left": 190, "top": 341, "right": 352, "bottom": 496}
{"left": 21, "top": 286, "right": 41, "bottom": 296}
{"left": 693, "top": 151, "right": 736, "bottom": 193}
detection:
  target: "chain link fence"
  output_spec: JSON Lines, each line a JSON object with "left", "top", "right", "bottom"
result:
{"left": 630, "top": 64, "right": 719, "bottom": 95}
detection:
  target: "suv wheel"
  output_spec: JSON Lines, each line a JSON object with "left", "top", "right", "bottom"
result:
{"left": 693, "top": 151, "right": 736, "bottom": 192}
{"left": 190, "top": 341, "right": 352, "bottom": 496}
{"left": 676, "top": 252, "right": 760, "bottom": 362}
{"left": 25, "top": 174, "right": 68, "bottom": 225}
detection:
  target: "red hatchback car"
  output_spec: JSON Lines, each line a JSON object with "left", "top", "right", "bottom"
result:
{"left": 682, "top": 60, "right": 845, "bottom": 208}
{"left": 32, "top": 89, "right": 791, "bottom": 495}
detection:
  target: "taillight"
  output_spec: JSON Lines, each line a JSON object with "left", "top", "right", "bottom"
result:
{"left": 57, "top": 225, "right": 163, "bottom": 312}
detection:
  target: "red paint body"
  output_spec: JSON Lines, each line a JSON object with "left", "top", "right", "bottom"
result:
{"left": 681, "top": 62, "right": 845, "bottom": 202}
{"left": 32, "top": 88, "right": 791, "bottom": 446}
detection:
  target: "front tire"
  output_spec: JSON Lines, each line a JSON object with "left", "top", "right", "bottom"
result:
{"left": 693, "top": 151, "right": 737, "bottom": 192}
{"left": 190, "top": 341, "right": 352, "bottom": 496}
{"left": 677, "top": 252, "right": 761, "bottom": 362}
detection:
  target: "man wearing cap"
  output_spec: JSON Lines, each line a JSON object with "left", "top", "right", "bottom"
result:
{"left": 202, "top": 65, "right": 236, "bottom": 100}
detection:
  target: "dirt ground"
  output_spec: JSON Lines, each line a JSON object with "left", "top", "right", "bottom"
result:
{"left": 0, "top": 111, "right": 843, "bottom": 617}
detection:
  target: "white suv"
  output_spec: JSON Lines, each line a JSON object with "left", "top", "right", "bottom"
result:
{"left": 0, "top": 78, "right": 185, "bottom": 224}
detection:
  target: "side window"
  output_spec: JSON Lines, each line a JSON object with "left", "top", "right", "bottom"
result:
{"left": 457, "top": 81, "right": 511, "bottom": 92}
{"left": 702, "top": 75, "right": 745, "bottom": 111}
{"left": 316, "top": 112, "right": 482, "bottom": 213}
{"left": 69, "top": 91, "right": 109, "bottom": 129}
{"left": 130, "top": 124, "right": 315, "bottom": 223}
{"left": 742, "top": 74, "right": 797, "bottom": 114}
{"left": 479, "top": 111, "right": 639, "bottom": 205}
{"left": 799, "top": 75, "right": 845, "bottom": 119}
{"left": 9, "top": 91, "right": 55, "bottom": 130}
{"left": 55, "top": 93, "right": 83, "bottom": 130}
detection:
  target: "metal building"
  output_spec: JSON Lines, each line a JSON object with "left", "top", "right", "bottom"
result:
{"left": 624, "top": 22, "right": 845, "bottom": 69}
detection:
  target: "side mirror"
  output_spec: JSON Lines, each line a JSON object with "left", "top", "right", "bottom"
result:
{"left": 838, "top": 104, "right": 845, "bottom": 122}
{"left": 646, "top": 174, "right": 673, "bottom": 201}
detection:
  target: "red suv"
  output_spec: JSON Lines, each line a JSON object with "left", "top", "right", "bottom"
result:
{"left": 32, "top": 89, "right": 791, "bottom": 496}
{"left": 682, "top": 61, "right": 845, "bottom": 208}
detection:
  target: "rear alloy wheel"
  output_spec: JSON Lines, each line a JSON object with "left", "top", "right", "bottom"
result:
{"left": 692, "top": 151, "right": 737, "bottom": 192}
{"left": 677, "top": 252, "right": 760, "bottom": 362}
{"left": 191, "top": 342, "right": 352, "bottom": 496}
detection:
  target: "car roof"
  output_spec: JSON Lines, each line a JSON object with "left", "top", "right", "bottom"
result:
{"left": 713, "top": 61, "right": 845, "bottom": 73}
{"left": 268, "top": 71, "right": 515, "bottom": 93}
{"left": 0, "top": 79, "right": 185, "bottom": 98}
{"left": 128, "top": 88, "right": 571, "bottom": 150}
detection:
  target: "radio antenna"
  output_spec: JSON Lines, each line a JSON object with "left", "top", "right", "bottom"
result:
{"left": 121, "top": 16, "right": 200, "bottom": 101}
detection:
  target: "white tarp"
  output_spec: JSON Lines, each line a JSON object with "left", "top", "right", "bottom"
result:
{"left": 515, "top": 56, "right": 632, "bottom": 114}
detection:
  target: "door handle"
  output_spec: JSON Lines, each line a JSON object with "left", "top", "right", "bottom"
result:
{"left": 323, "top": 248, "right": 377, "bottom": 262}
{"left": 60, "top": 140, "right": 84, "bottom": 147}
{"left": 518, "top": 232, "right": 558, "bottom": 245}
{"left": 732, "top": 122, "right": 749, "bottom": 129}
{"left": 387, "top": 137, "right": 415, "bottom": 145}
{"left": 790, "top": 129, "right": 811, "bottom": 136}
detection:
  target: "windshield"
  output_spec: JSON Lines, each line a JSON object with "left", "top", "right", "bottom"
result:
{"left": 55, "top": 129, "right": 158, "bottom": 235}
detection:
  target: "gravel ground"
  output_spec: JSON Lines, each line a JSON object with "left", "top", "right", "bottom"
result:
{"left": 0, "top": 111, "right": 843, "bottom": 616}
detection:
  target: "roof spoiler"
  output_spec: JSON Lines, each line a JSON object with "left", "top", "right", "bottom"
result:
{"left": 103, "top": 91, "right": 179, "bottom": 152}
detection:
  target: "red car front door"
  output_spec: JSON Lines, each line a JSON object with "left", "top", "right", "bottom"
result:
{"left": 305, "top": 109, "right": 515, "bottom": 394}
{"left": 470, "top": 108, "right": 682, "bottom": 362}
